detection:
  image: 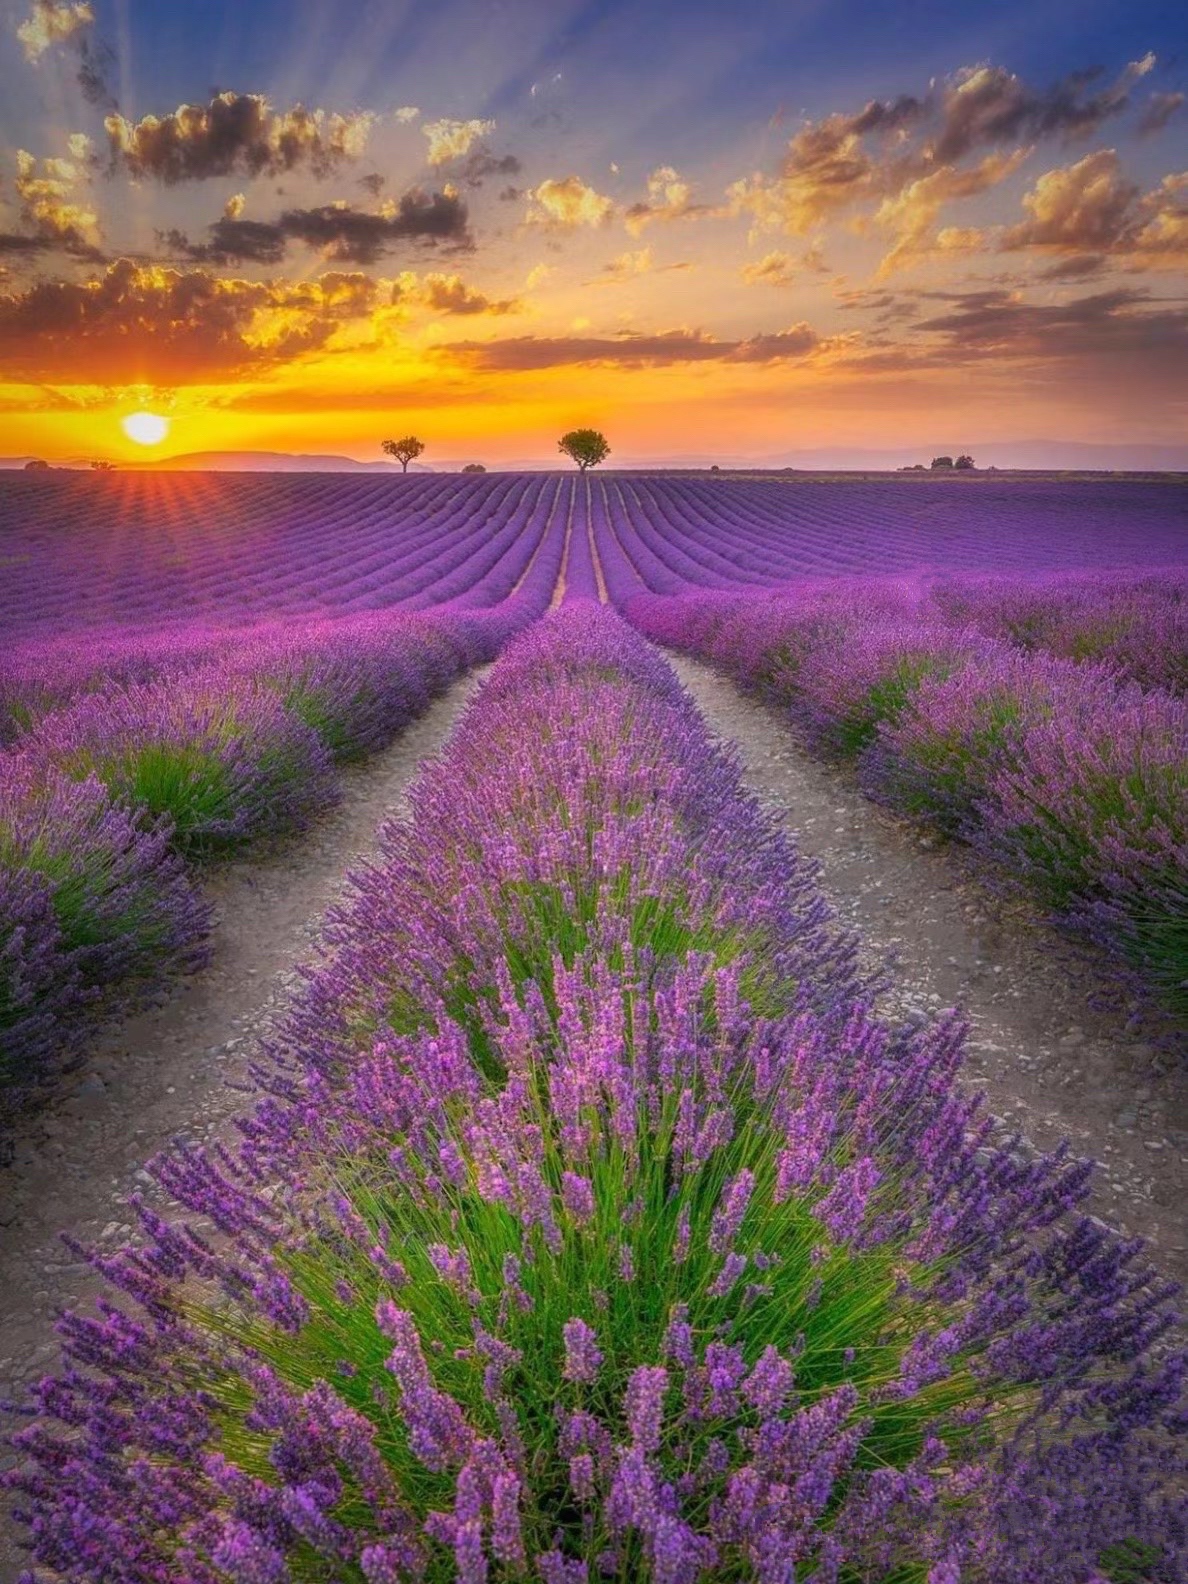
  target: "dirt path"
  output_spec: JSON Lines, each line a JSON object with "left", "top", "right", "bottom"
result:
{"left": 672, "top": 657, "right": 1187, "bottom": 1291}
{"left": 0, "top": 676, "right": 479, "bottom": 1567}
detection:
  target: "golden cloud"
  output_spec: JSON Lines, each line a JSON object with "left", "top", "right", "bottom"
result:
{"left": 0, "top": 259, "right": 380, "bottom": 381}
{"left": 1001, "top": 151, "right": 1187, "bottom": 266}
{"left": 15, "top": 0, "right": 91, "bottom": 62}
{"left": 11, "top": 146, "right": 100, "bottom": 250}
{"left": 602, "top": 247, "right": 653, "bottom": 279}
{"left": 624, "top": 166, "right": 709, "bottom": 235}
{"left": 392, "top": 270, "right": 522, "bottom": 315}
{"left": 873, "top": 149, "right": 1030, "bottom": 274}
{"left": 741, "top": 251, "right": 797, "bottom": 286}
{"left": 422, "top": 118, "right": 495, "bottom": 166}
{"left": 525, "top": 175, "right": 615, "bottom": 228}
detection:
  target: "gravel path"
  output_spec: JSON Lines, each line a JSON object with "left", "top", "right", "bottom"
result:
{"left": 673, "top": 656, "right": 1187, "bottom": 1291}
{"left": 0, "top": 676, "right": 480, "bottom": 1571}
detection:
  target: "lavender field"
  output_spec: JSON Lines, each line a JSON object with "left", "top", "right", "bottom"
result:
{"left": 2, "top": 472, "right": 1187, "bottom": 1582}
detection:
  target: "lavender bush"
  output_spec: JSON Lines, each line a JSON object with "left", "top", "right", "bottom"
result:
{"left": 0, "top": 763, "right": 209, "bottom": 1100}
{"left": 931, "top": 571, "right": 1188, "bottom": 696}
{"left": 18, "top": 668, "right": 340, "bottom": 856}
{"left": 8, "top": 610, "right": 1183, "bottom": 1582}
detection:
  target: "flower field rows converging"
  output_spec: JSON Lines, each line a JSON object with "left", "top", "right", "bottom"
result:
{"left": 3, "top": 473, "right": 1185, "bottom": 642}
{"left": 7, "top": 608, "right": 1185, "bottom": 1583}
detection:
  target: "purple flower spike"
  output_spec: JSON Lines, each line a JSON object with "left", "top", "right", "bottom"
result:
{"left": 562, "top": 1318, "right": 603, "bottom": 1384}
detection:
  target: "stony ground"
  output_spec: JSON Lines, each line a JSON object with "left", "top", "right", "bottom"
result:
{"left": 0, "top": 677, "right": 479, "bottom": 1573}
{"left": 673, "top": 655, "right": 1186, "bottom": 1290}
{"left": 1, "top": 652, "right": 1184, "bottom": 1575}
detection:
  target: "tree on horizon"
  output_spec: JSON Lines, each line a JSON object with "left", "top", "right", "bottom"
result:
{"left": 382, "top": 436, "right": 426, "bottom": 472}
{"left": 558, "top": 429, "right": 610, "bottom": 472}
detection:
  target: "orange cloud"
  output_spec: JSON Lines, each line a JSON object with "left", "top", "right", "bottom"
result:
{"left": 0, "top": 259, "right": 379, "bottom": 381}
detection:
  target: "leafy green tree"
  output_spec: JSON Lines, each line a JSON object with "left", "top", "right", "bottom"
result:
{"left": 930, "top": 455, "right": 954, "bottom": 469}
{"left": 461, "top": 462, "right": 486, "bottom": 473}
{"left": 558, "top": 428, "right": 610, "bottom": 472}
{"left": 382, "top": 436, "right": 426, "bottom": 472}
{"left": 954, "top": 454, "right": 976, "bottom": 470}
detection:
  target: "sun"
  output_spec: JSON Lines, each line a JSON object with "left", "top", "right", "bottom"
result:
{"left": 121, "top": 411, "right": 170, "bottom": 446}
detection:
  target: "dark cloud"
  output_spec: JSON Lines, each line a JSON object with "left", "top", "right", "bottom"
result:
{"left": 0, "top": 234, "right": 50, "bottom": 256}
{"left": 0, "top": 257, "right": 377, "bottom": 381}
{"left": 914, "top": 285, "right": 1188, "bottom": 364}
{"left": 164, "top": 190, "right": 471, "bottom": 266}
{"left": 729, "top": 324, "right": 820, "bottom": 362}
{"left": 357, "top": 172, "right": 386, "bottom": 197}
{"left": 498, "top": 185, "right": 524, "bottom": 202}
{"left": 1038, "top": 254, "right": 1106, "bottom": 280}
{"left": 159, "top": 218, "right": 287, "bottom": 264}
{"left": 105, "top": 93, "right": 375, "bottom": 183}
{"left": 76, "top": 32, "right": 117, "bottom": 107}
{"left": 445, "top": 325, "right": 822, "bottom": 371}
{"left": 1137, "top": 91, "right": 1184, "bottom": 136}
{"left": 447, "top": 329, "right": 725, "bottom": 370}
{"left": 457, "top": 149, "right": 522, "bottom": 188}
{"left": 930, "top": 57, "right": 1155, "bottom": 163}
{"left": 848, "top": 96, "right": 927, "bottom": 137}
{"left": 732, "top": 56, "right": 1157, "bottom": 240}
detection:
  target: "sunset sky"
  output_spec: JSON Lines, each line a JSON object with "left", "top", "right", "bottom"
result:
{"left": 1, "top": 0, "right": 1186, "bottom": 465}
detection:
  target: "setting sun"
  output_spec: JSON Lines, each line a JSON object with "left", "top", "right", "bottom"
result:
{"left": 121, "top": 412, "right": 170, "bottom": 446}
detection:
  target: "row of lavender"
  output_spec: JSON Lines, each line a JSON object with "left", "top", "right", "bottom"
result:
{"left": 583, "top": 480, "right": 1188, "bottom": 697}
{"left": 0, "top": 546, "right": 563, "bottom": 1109}
{"left": 0, "top": 473, "right": 571, "bottom": 638}
{"left": 5, "top": 473, "right": 1185, "bottom": 642}
{"left": 583, "top": 475, "right": 1188, "bottom": 590}
{"left": 8, "top": 606, "right": 1184, "bottom": 1582}
{"left": 630, "top": 586, "right": 1188, "bottom": 1025}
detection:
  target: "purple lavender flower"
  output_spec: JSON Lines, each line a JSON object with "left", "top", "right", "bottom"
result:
{"left": 562, "top": 1318, "right": 603, "bottom": 1385}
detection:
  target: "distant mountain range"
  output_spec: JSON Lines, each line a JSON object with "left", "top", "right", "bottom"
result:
{"left": 4, "top": 442, "right": 1187, "bottom": 472}
{"left": 0, "top": 451, "right": 430, "bottom": 473}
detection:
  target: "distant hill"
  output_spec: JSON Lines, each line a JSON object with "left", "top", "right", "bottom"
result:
{"left": 4, "top": 441, "right": 1187, "bottom": 473}
{"left": 114, "top": 451, "right": 432, "bottom": 473}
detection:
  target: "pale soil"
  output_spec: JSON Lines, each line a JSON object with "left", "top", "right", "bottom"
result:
{"left": 0, "top": 676, "right": 480, "bottom": 1571}
{"left": 672, "top": 655, "right": 1187, "bottom": 1292}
